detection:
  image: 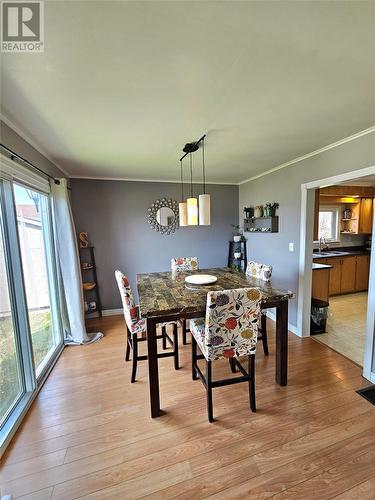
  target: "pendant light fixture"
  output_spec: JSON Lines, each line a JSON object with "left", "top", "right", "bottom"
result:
{"left": 187, "top": 152, "right": 198, "bottom": 225}
{"left": 199, "top": 136, "right": 211, "bottom": 225}
{"left": 178, "top": 159, "right": 188, "bottom": 226}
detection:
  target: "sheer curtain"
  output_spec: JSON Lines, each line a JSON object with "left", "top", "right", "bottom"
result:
{"left": 51, "top": 178, "right": 102, "bottom": 344}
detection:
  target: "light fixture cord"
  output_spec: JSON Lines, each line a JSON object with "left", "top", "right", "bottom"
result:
{"left": 202, "top": 137, "right": 206, "bottom": 194}
{"left": 190, "top": 152, "right": 193, "bottom": 198}
{"left": 180, "top": 159, "right": 184, "bottom": 202}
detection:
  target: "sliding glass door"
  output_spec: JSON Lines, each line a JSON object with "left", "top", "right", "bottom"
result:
{"left": 13, "top": 184, "right": 62, "bottom": 377}
{"left": 0, "top": 162, "right": 63, "bottom": 454}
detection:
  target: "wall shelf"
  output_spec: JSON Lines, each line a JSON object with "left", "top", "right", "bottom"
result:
{"left": 244, "top": 216, "right": 279, "bottom": 233}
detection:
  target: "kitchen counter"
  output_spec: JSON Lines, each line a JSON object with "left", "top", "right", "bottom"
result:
{"left": 312, "top": 247, "right": 370, "bottom": 260}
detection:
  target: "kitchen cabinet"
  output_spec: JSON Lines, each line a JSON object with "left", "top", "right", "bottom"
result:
{"left": 314, "top": 254, "right": 370, "bottom": 295}
{"left": 359, "top": 198, "right": 373, "bottom": 234}
{"left": 340, "top": 256, "right": 357, "bottom": 293}
{"left": 313, "top": 189, "right": 320, "bottom": 242}
{"left": 356, "top": 254, "right": 370, "bottom": 291}
{"left": 312, "top": 266, "right": 331, "bottom": 302}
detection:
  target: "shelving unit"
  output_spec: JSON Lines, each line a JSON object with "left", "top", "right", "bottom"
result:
{"left": 244, "top": 216, "right": 279, "bottom": 233}
{"left": 79, "top": 246, "right": 102, "bottom": 317}
{"left": 228, "top": 240, "right": 247, "bottom": 272}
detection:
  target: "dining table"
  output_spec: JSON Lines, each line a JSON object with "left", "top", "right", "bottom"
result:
{"left": 137, "top": 267, "right": 294, "bottom": 418}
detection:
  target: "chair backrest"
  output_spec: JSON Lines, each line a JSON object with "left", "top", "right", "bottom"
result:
{"left": 203, "top": 288, "right": 261, "bottom": 360}
{"left": 246, "top": 261, "right": 272, "bottom": 282}
{"left": 115, "top": 270, "right": 139, "bottom": 330}
{"left": 171, "top": 257, "right": 199, "bottom": 272}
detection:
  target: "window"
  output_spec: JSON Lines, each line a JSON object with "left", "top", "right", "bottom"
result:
{"left": 318, "top": 206, "right": 340, "bottom": 241}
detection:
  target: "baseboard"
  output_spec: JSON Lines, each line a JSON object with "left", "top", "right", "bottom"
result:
{"left": 266, "top": 310, "right": 301, "bottom": 336}
{"left": 102, "top": 308, "right": 123, "bottom": 316}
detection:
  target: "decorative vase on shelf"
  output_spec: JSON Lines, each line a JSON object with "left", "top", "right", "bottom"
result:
{"left": 234, "top": 252, "right": 241, "bottom": 259}
{"left": 233, "top": 235, "right": 241, "bottom": 242}
{"left": 254, "top": 206, "right": 263, "bottom": 218}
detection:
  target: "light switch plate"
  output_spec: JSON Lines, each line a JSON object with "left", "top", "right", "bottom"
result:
{"left": 289, "top": 242, "right": 294, "bottom": 252}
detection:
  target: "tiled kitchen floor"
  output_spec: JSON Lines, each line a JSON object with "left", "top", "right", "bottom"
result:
{"left": 312, "top": 292, "right": 368, "bottom": 366}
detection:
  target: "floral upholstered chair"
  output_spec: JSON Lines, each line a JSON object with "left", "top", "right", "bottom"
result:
{"left": 115, "top": 270, "right": 179, "bottom": 383}
{"left": 246, "top": 260, "right": 272, "bottom": 355}
{"left": 171, "top": 257, "right": 200, "bottom": 344}
{"left": 171, "top": 256, "right": 199, "bottom": 272}
{"left": 190, "top": 288, "right": 261, "bottom": 422}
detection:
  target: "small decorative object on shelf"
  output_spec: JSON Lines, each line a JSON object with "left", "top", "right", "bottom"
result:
{"left": 243, "top": 206, "right": 254, "bottom": 219}
{"left": 264, "top": 202, "right": 279, "bottom": 217}
{"left": 254, "top": 205, "right": 263, "bottom": 218}
{"left": 78, "top": 235, "right": 102, "bottom": 318}
{"left": 79, "top": 231, "right": 89, "bottom": 248}
{"left": 228, "top": 240, "right": 247, "bottom": 273}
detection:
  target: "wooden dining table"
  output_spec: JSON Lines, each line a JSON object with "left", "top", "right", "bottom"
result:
{"left": 137, "top": 267, "right": 294, "bottom": 418}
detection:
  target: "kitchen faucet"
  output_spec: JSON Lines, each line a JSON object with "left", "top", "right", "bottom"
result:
{"left": 319, "top": 237, "right": 329, "bottom": 252}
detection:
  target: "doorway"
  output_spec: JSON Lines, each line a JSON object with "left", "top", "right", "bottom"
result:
{"left": 298, "top": 166, "right": 375, "bottom": 381}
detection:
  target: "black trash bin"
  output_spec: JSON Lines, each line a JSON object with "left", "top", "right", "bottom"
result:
{"left": 310, "top": 298, "right": 329, "bottom": 334}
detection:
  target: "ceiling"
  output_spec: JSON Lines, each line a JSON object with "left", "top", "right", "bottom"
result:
{"left": 1, "top": 1, "right": 374, "bottom": 183}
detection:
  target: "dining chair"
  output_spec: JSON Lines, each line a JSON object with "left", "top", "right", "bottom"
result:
{"left": 190, "top": 288, "right": 261, "bottom": 422}
{"left": 171, "top": 257, "right": 199, "bottom": 344}
{"left": 115, "top": 270, "right": 179, "bottom": 382}
{"left": 245, "top": 260, "right": 272, "bottom": 355}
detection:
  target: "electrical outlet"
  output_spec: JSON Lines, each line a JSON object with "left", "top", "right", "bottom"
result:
{"left": 289, "top": 242, "right": 294, "bottom": 252}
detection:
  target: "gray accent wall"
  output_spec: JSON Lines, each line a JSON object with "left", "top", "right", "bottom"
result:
{"left": 239, "top": 132, "right": 375, "bottom": 329}
{"left": 0, "top": 121, "right": 66, "bottom": 178}
{"left": 70, "top": 179, "right": 238, "bottom": 309}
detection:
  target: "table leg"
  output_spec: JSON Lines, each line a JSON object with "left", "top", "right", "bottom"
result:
{"left": 146, "top": 317, "right": 161, "bottom": 417}
{"left": 276, "top": 299, "right": 288, "bottom": 386}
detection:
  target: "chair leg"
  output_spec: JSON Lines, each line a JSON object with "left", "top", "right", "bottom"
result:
{"left": 261, "top": 314, "right": 269, "bottom": 356}
{"left": 206, "top": 360, "right": 214, "bottom": 422}
{"left": 131, "top": 335, "right": 138, "bottom": 383}
{"left": 192, "top": 335, "right": 198, "bottom": 380}
{"left": 229, "top": 358, "right": 237, "bottom": 373}
{"left": 125, "top": 327, "right": 131, "bottom": 361}
{"left": 182, "top": 319, "right": 187, "bottom": 345}
{"left": 162, "top": 324, "right": 167, "bottom": 350}
{"left": 248, "top": 354, "right": 256, "bottom": 412}
{"left": 173, "top": 323, "right": 179, "bottom": 370}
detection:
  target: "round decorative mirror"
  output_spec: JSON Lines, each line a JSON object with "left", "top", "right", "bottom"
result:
{"left": 147, "top": 198, "right": 179, "bottom": 234}
{"left": 156, "top": 207, "right": 175, "bottom": 226}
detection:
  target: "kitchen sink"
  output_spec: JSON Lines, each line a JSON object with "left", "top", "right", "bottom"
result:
{"left": 313, "top": 251, "right": 351, "bottom": 258}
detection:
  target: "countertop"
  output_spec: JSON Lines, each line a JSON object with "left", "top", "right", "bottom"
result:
{"left": 312, "top": 247, "right": 370, "bottom": 260}
{"left": 312, "top": 262, "right": 333, "bottom": 270}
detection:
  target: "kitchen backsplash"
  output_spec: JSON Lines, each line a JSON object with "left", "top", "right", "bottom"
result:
{"left": 313, "top": 233, "right": 367, "bottom": 249}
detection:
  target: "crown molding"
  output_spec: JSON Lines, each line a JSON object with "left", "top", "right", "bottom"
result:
{"left": 239, "top": 126, "right": 375, "bottom": 186}
{"left": 0, "top": 114, "right": 71, "bottom": 178}
{"left": 68, "top": 175, "right": 239, "bottom": 185}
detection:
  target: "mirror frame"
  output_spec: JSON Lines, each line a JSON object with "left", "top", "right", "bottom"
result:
{"left": 147, "top": 198, "right": 179, "bottom": 234}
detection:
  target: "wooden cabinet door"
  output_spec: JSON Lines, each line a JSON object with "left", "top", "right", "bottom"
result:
{"left": 328, "top": 258, "right": 342, "bottom": 295}
{"left": 355, "top": 255, "right": 370, "bottom": 291}
{"left": 340, "top": 256, "right": 357, "bottom": 293}
{"left": 313, "top": 189, "right": 320, "bottom": 241}
{"left": 359, "top": 198, "right": 373, "bottom": 234}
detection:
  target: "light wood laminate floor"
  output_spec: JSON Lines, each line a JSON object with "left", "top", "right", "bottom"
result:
{"left": 1, "top": 315, "right": 374, "bottom": 499}
{"left": 312, "top": 292, "right": 368, "bottom": 367}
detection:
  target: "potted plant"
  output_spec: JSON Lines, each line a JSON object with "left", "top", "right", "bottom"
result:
{"left": 231, "top": 224, "right": 242, "bottom": 242}
{"left": 243, "top": 206, "right": 254, "bottom": 219}
{"left": 264, "top": 202, "right": 279, "bottom": 217}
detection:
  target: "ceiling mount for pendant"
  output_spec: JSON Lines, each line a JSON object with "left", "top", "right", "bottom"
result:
{"left": 183, "top": 142, "right": 200, "bottom": 154}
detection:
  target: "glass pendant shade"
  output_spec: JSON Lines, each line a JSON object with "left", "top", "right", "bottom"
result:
{"left": 179, "top": 202, "right": 188, "bottom": 226}
{"left": 187, "top": 197, "right": 198, "bottom": 225}
{"left": 199, "top": 194, "right": 211, "bottom": 226}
